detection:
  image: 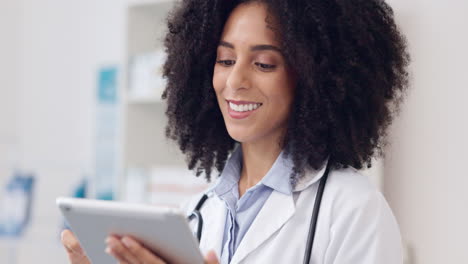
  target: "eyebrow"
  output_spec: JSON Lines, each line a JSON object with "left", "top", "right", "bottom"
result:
{"left": 218, "top": 40, "right": 282, "bottom": 54}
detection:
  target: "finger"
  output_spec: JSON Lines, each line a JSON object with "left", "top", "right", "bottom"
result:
{"left": 105, "top": 245, "right": 129, "bottom": 264}
{"left": 61, "top": 229, "right": 84, "bottom": 255}
{"left": 106, "top": 236, "right": 141, "bottom": 264}
{"left": 121, "top": 236, "right": 166, "bottom": 264}
{"left": 204, "top": 250, "right": 219, "bottom": 264}
{"left": 61, "top": 229, "right": 90, "bottom": 264}
{"left": 106, "top": 247, "right": 130, "bottom": 264}
{"left": 105, "top": 246, "right": 130, "bottom": 264}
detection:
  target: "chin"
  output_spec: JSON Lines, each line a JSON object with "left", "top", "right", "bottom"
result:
{"left": 225, "top": 126, "right": 255, "bottom": 143}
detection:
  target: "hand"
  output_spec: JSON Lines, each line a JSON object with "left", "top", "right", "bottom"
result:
{"left": 61, "top": 229, "right": 91, "bottom": 264}
{"left": 106, "top": 235, "right": 219, "bottom": 264}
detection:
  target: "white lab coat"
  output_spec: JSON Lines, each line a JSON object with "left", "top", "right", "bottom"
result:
{"left": 184, "top": 165, "right": 403, "bottom": 264}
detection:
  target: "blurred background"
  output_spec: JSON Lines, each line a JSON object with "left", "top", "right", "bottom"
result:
{"left": 0, "top": 0, "right": 466, "bottom": 263}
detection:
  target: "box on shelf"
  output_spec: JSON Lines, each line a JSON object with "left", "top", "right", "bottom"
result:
{"left": 123, "top": 166, "right": 211, "bottom": 208}
{"left": 127, "top": 50, "right": 166, "bottom": 102}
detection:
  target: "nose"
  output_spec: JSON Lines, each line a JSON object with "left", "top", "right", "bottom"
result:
{"left": 226, "top": 60, "right": 251, "bottom": 91}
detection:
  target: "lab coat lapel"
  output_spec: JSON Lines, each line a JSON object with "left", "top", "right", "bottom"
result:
{"left": 229, "top": 159, "right": 328, "bottom": 263}
{"left": 230, "top": 189, "right": 295, "bottom": 264}
{"left": 199, "top": 195, "right": 226, "bottom": 258}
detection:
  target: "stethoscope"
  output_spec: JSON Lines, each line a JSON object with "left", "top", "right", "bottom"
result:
{"left": 188, "top": 161, "right": 331, "bottom": 264}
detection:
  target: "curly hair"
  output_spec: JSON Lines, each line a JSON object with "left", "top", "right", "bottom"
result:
{"left": 162, "top": 0, "right": 410, "bottom": 181}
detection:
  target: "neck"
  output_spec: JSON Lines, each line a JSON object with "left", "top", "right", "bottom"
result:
{"left": 238, "top": 135, "right": 284, "bottom": 197}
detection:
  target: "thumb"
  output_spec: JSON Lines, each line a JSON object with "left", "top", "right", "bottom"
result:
{"left": 204, "top": 250, "right": 219, "bottom": 264}
{"left": 61, "top": 229, "right": 90, "bottom": 264}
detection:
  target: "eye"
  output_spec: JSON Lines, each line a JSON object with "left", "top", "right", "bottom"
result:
{"left": 216, "top": 60, "right": 235, "bottom": 66}
{"left": 255, "top": 62, "right": 276, "bottom": 71}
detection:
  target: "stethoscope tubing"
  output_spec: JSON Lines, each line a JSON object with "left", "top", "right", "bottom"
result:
{"left": 302, "top": 162, "right": 331, "bottom": 263}
{"left": 188, "top": 193, "right": 209, "bottom": 241}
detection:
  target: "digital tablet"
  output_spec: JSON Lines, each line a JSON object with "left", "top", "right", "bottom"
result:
{"left": 56, "top": 197, "right": 204, "bottom": 264}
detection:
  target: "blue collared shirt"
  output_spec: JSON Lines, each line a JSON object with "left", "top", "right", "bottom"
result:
{"left": 213, "top": 146, "right": 294, "bottom": 263}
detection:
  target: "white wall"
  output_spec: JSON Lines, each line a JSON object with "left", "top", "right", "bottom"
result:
{"left": 0, "top": 0, "right": 21, "bottom": 186}
{"left": 384, "top": 1, "right": 468, "bottom": 263}
{"left": 0, "top": 0, "right": 126, "bottom": 263}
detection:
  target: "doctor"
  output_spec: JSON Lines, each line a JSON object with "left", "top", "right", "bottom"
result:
{"left": 62, "top": 0, "right": 410, "bottom": 263}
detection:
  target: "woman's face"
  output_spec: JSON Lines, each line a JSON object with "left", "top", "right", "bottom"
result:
{"left": 213, "top": 2, "right": 296, "bottom": 145}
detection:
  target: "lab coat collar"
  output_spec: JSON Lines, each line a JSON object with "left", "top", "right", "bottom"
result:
{"left": 229, "top": 158, "right": 329, "bottom": 263}
{"left": 203, "top": 150, "right": 328, "bottom": 263}
{"left": 293, "top": 158, "right": 329, "bottom": 192}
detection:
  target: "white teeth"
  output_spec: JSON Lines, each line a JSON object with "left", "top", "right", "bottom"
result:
{"left": 229, "top": 102, "right": 262, "bottom": 112}
{"left": 229, "top": 102, "right": 237, "bottom": 111}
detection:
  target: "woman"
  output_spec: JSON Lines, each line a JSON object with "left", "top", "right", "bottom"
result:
{"left": 62, "top": 0, "right": 409, "bottom": 263}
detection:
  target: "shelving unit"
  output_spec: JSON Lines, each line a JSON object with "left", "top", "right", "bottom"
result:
{"left": 123, "top": 0, "right": 180, "bottom": 168}
{"left": 120, "top": 0, "right": 210, "bottom": 204}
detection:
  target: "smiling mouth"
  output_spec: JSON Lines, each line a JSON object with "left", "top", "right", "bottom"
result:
{"left": 227, "top": 100, "right": 263, "bottom": 112}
